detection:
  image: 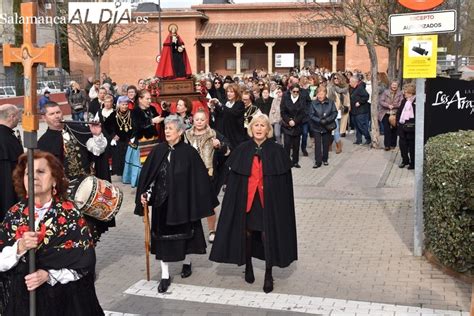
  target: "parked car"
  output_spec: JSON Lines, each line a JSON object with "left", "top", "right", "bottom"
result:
{"left": 37, "top": 81, "right": 61, "bottom": 94}
{"left": 0, "top": 86, "right": 17, "bottom": 98}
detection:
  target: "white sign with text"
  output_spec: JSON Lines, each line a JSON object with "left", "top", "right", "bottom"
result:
{"left": 389, "top": 10, "right": 456, "bottom": 36}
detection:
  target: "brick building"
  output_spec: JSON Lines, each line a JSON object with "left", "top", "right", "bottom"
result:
{"left": 68, "top": 2, "right": 389, "bottom": 85}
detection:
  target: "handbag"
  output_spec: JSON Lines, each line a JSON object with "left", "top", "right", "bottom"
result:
{"left": 389, "top": 114, "right": 397, "bottom": 128}
{"left": 341, "top": 105, "right": 349, "bottom": 114}
{"left": 71, "top": 103, "right": 84, "bottom": 111}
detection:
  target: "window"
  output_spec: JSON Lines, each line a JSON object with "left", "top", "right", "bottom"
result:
{"left": 226, "top": 58, "right": 250, "bottom": 71}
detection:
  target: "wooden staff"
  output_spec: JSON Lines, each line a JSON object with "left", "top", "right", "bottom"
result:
{"left": 144, "top": 202, "right": 151, "bottom": 281}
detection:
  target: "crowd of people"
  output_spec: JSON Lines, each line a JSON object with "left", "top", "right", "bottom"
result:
{"left": 0, "top": 65, "right": 418, "bottom": 314}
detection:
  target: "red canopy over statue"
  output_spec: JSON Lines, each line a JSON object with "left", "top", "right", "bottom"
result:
{"left": 155, "top": 25, "right": 192, "bottom": 79}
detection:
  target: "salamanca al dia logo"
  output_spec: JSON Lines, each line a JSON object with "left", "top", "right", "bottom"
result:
{"left": 68, "top": 2, "right": 136, "bottom": 24}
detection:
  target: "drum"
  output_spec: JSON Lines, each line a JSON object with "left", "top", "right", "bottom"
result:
{"left": 72, "top": 176, "right": 123, "bottom": 221}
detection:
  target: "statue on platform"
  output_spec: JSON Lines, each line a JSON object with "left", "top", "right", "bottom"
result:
{"left": 155, "top": 24, "right": 192, "bottom": 79}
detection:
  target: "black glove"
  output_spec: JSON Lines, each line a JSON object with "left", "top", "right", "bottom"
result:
{"left": 320, "top": 118, "right": 327, "bottom": 125}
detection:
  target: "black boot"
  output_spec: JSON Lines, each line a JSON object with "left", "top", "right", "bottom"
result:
{"left": 245, "top": 262, "right": 255, "bottom": 284}
{"left": 158, "top": 278, "right": 171, "bottom": 293}
{"left": 263, "top": 268, "right": 273, "bottom": 293}
{"left": 181, "top": 263, "right": 192, "bottom": 278}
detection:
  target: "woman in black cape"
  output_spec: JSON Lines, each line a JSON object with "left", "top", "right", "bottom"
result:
{"left": 210, "top": 114, "right": 297, "bottom": 293}
{"left": 135, "top": 115, "right": 218, "bottom": 293}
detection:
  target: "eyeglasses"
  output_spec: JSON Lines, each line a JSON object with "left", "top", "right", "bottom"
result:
{"left": 214, "top": 82, "right": 220, "bottom": 84}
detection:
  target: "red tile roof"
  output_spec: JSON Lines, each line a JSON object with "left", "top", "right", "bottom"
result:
{"left": 197, "top": 21, "right": 345, "bottom": 40}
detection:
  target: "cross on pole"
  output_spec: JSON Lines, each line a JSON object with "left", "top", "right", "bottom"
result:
{"left": 2, "top": 2, "right": 57, "bottom": 316}
{"left": 3, "top": 2, "right": 56, "bottom": 132}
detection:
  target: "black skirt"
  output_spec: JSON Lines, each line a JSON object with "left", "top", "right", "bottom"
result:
{"left": 246, "top": 193, "right": 264, "bottom": 232}
{"left": 150, "top": 200, "right": 207, "bottom": 262}
{"left": 112, "top": 140, "right": 128, "bottom": 176}
{"left": 4, "top": 262, "right": 103, "bottom": 316}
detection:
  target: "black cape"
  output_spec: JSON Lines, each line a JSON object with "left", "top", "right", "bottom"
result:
{"left": 135, "top": 141, "right": 218, "bottom": 262}
{"left": 0, "top": 125, "right": 23, "bottom": 221}
{"left": 209, "top": 139, "right": 298, "bottom": 268}
{"left": 135, "top": 141, "right": 218, "bottom": 221}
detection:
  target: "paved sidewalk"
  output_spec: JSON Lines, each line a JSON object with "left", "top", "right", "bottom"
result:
{"left": 92, "top": 135, "right": 471, "bottom": 315}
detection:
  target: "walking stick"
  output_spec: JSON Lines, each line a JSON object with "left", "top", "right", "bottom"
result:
{"left": 143, "top": 202, "right": 151, "bottom": 281}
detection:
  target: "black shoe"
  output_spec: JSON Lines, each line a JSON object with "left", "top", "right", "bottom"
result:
{"left": 384, "top": 147, "right": 390, "bottom": 151}
{"left": 323, "top": 161, "right": 329, "bottom": 166}
{"left": 245, "top": 265, "right": 255, "bottom": 284}
{"left": 340, "top": 133, "right": 346, "bottom": 137}
{"left": 313, "top": 163, "right": 321, "bottom": 168}
{"left": 263, "top": 276, "right": 274, "bottom": 293}
{"left": 407, "top": 165, "right": 415, "bottom": 170}
{"left": 302, "top": 150, "right": 309, "bottom": 157}
{"left": 353, "top": 141, "right": 362, "bottom": 145}
{"left": 293, "top": 163, "right": 301, "bottom": 168}
{"left": 399, "top": 162, "right": 408, "bottom": 168}
{"left": 158, "top": 278, "right": 171, "bottom": 293}
{"left": 364, "top": 141, "right": 371, "bottom": 145}
{"left": 181, "top": 263, "right": 192, "bottom": 278}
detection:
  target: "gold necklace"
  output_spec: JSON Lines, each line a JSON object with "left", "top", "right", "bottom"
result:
{"left": 116, "top": 110, "right": 132, "bottom": 132}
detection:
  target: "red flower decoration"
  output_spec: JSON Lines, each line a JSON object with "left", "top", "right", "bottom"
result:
{"left": 58, "top": 216, "right": 67, "bottom": 225}
{"left": 15, "top": 225, "right": 30, "bottom": 240}
{"left": 62, "top": 201, "right": 74, "bottom": 211}
{"left": 37, "top": 224, "right": 47, "bottom": 244}
{"left": 64, "top": 240, "right": 74, "bottom": 249}
{"left": 9, "top": 204, "right": 19, "bottom": 213}
{"left": 78, "top": 218, "right": 86, "bottom": 228}
{"left": 22, "top": 207, "right": 30, "bottom": 216}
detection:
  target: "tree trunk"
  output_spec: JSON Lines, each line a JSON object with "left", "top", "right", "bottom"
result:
{"left": 366, "top": 43, "right": 380, "bottom": 149}
{"left": 93, "top": 56, "right": 101, "bottom": 81}
{"left": 387, "top": 43, "right": 398, "bottom": 82}
{"left": 397, "top": 48, "right": 404, "bottom": 84}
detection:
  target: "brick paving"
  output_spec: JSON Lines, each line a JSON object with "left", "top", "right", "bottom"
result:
{"left": 25, "top": 122, "right": 471, "bottom": 315}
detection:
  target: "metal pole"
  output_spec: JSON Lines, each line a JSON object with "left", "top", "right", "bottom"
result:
{"left": 413, "top": 78, "right": 426, "bottom": 257}
{"left": 158, "top": 0, "right": 162, "bottom": 54}
{"left": 454, "top": 0, "right": 461, "bottom": 72}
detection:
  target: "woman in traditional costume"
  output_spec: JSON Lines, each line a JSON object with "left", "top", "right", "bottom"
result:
{"left": 0, "top": 151, "right": 103, "bottom": 315}
{"left": 111, "top": 96, "right": 134, "bottom": 176}
{"left": 210, "top": 114, "right": 297, "bottom": 293}
{"left": 123, "top": 90, "right": 163, "bottom": 187}
{"left": 135, "top": 115, "right": 218, "bottom": 293}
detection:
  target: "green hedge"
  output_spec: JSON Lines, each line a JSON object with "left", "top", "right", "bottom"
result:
{"left": 424, "top": 130, "right": 473, "bottom": 275}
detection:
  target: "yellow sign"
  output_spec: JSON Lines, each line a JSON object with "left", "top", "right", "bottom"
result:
{"left": 403, "top": 35, "right": 438, "bottom": 78}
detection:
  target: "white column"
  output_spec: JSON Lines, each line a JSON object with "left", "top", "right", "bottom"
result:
{"left": 296, "top": 41, "right": 307, "bottom": 70}
{"left": 201, "top": 42, "right": 212, "bottom": 74}
{"left": 233, "top": 42, "right": 244, "bottom": 75}
{"left": 329, "top": 40, "right": 339, "bottom": 72}
{"left": 265, "top": 42, "right": 276, "bottom": 74}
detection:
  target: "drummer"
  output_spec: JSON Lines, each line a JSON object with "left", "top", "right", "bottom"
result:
{"left": 38, "top": 101, "right": 115, "bottom": 243}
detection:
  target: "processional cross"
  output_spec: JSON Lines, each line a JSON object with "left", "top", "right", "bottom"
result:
{"left": 2, "top": 2, "right": 57, "bottom": 315}
{"left": 3, "top": 1, "right": 56, "bottom": 132}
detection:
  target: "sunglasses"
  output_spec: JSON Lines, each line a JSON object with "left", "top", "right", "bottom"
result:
{"left": 292, "top": 90, "right": 300, "bottom": 94}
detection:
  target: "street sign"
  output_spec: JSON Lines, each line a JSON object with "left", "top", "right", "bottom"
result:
{"left": 389, "top": 10, "right": 456, "bottom": 36}
{"left": 403, "top": 35, "right": 438, "bottom": 78}
{"left": 398, "top": 0, "right": 444, "bottom": 11}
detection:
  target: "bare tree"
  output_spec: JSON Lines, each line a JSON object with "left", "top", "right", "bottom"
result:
{"left": 49, "top": 0, "right": 154, "bottom": 80}
{"left": 66, "top": 23, "right": 146, "bottom": 80}
{"left": 299, "top": 0, "right": 401, "bottom": 148}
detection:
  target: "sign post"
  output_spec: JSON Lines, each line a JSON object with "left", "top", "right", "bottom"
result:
{"left": 390, "top": 0, "right": 458, "bottom": 258}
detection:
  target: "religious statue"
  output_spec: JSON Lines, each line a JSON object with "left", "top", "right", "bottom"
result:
{"left": 155, "top": 24, "right": 192, "bottom": 79}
